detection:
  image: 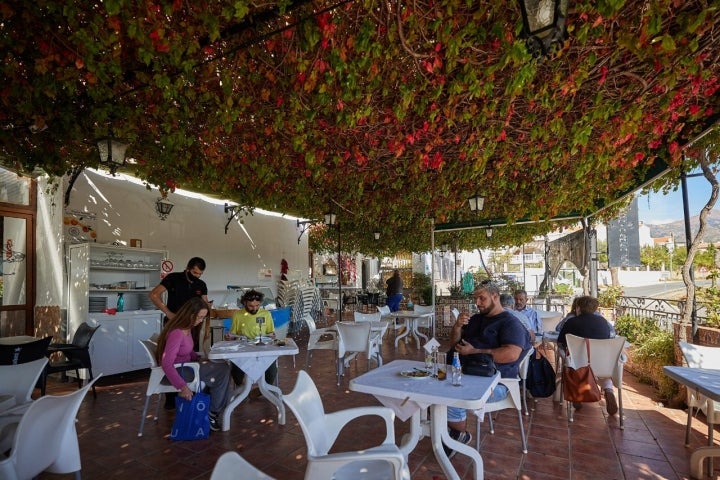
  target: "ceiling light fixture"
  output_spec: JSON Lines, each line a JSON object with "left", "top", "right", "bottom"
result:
{"left": 467, "top": 194, "right": 485, "bottom": 212}
{"left": 155, "top": 194, "right": 174, "bottom": 221}
{"left": 96, "top": 124, "right": 128, "bottom": 175}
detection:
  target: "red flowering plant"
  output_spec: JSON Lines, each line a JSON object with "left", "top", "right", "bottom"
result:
{"left": 0, "top": 0, "right": 718, "bottom": 255}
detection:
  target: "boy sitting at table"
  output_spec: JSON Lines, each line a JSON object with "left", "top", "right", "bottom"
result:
{"left": 227, "top": 289, "right": 277, "bottom": 390}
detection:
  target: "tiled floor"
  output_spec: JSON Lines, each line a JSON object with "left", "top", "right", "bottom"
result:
{"left": 36, "top": 320, "right": 720, "bottom": 480}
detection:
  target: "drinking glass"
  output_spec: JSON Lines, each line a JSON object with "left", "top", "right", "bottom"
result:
{"left": 434, "top": 351, "right": 447, "bottom": 380}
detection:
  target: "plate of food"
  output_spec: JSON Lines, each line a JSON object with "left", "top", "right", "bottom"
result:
{"left": 400, "top": 369, "right": 432, "bottom": 379}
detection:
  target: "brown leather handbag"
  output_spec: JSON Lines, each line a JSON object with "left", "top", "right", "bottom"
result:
{"left": 562, "top": 338, "right": 602, "bottom": 403}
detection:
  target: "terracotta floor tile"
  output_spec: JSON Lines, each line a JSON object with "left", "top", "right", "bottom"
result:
{"left": 24, "top": 328, "right": 711, "bottom": 479}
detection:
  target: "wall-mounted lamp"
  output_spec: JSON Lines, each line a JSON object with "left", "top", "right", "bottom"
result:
{"left": 224, "top": 203, "right": 240, "bottom": 234}
{"left": 517, "top": 0, "right": 568, "bottom": 57}
{"left": 467, "top": 194, "right": 485, "bottom": 212}
{"left": 155, "top": 194, "right": 174, "bottom": 221}
{"left": 486, "top": 228, "right": 493, "bottom": 238}
{"left": 96, "top": 125, "right": 128, "bottom": 175}
{"left": 374, "top": 231, "right": 381, "bottom": 241}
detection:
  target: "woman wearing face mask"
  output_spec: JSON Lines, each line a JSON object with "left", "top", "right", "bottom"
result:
{"left": 155, "top": 297, "right": 231, "bottom": 432}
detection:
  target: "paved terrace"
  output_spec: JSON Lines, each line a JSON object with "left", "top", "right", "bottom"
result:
{"left": 36, "top": 322, "right": 719, "bottom": 480}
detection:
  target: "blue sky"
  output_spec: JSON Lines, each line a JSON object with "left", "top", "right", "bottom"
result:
{"left": 637, "top": 170, "right": 718, "bottom": 224}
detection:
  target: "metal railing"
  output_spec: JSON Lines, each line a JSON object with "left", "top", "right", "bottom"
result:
{"left": 614, "top": 296, "right": 710, "bottom": 332}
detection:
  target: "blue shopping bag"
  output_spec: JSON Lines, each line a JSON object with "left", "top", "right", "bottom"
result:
{"left": 169, "top": 391, "right": 211, "bottom": 441}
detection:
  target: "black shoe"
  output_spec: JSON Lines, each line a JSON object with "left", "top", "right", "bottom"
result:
{"left": 605, "top": 388, "right": 618, "bottom": 415}
{"left": 209, "top": 412, "right": 221, "bottom": 432}
{"left": 572, "top": 402, "right": 583, "bottom": 410}
{"left": 443, "top": 428, "right": 472, "bottom": 459}
{"left": 164, "top": 392, "right": 177, "bottom": 410}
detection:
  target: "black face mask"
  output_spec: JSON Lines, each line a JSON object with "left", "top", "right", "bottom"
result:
{"left": 187, "top": 271, "right": 200, "bottom": 282}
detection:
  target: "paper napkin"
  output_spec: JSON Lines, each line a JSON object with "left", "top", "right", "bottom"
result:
{"left": 423, "top": 337, "right": 440, "bottom": 353}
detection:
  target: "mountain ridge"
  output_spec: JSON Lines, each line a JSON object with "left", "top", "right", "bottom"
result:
{"left": 645, "top": 209, "right": 720, "bottom": 244}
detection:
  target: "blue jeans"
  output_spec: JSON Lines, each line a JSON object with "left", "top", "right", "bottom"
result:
{"left": 387, "top": 293, "right": 403, "bottom": 312}
{"left": 447, "top": 384, "right": 509, "bottom": 422}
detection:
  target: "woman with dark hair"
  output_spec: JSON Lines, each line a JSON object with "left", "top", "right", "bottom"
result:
{"left": 156, "top": 297, "right": 231, "bottom": 431}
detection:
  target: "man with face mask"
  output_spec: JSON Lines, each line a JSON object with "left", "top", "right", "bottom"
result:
{"left": 227, "top": 289, "right": 276, "bottom": 389}
{"left": 150, "top": 256, "right": 209, "bottom": 349}
{"left": 149, "top": 256, "right": 209, "bottom": 409}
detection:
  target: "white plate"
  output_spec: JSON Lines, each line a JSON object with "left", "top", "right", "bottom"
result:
{"left": 400, "top": 370, "right": 432, "bottom": 380}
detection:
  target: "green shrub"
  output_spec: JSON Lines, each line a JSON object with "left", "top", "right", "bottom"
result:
{"left": 614, "top": 314, "right": 659, "bottom": 344}
{"left": 411, "top": 273, "right": 432, "bottom": 304}
{"left": 616, "top": 314, "right": 678, "bottom": 401}
{"left": 697, "top": 286, "right": 720, "bottom": 328}
{"left": 631, "top": 331, "right": 678, "bottom": 401}
{"left": 553, "top": 283, "right": 574, "bottom": 296}
{"left": 598, "top": 285, "right": 624, "bottom": 308}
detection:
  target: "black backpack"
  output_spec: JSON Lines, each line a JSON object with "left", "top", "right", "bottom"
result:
{"left": 525, "top": 348, "right": 557, "bottom": 398}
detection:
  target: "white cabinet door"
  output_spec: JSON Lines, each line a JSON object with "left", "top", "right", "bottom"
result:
{"left": 131, "top": 313, "right": 161, "bottom": 369}
{"left": 87, "top": 316, "right": 130, "bottom": 378}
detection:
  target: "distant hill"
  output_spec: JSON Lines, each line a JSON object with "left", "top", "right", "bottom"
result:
{"left": 646, "top": 209, "right": 720, "bottom": 244}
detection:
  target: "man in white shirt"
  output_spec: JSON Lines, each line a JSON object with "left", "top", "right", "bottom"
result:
{"left": 500, "top": 293, "right": 535, "bottom": 342}
{"left": 514, "top": 289, "right": 542, "bottom": 335}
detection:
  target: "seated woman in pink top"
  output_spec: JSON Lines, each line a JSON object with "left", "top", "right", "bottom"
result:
{"left": 155, "top": 297, "right": 231, "bottom": 431}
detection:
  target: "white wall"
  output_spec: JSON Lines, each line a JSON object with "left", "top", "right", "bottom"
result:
{"left": 35, "top": 176, "right": 65, "bottom": 307}
{"left": 42, "top": 168, "right": 308, "bottom": 307}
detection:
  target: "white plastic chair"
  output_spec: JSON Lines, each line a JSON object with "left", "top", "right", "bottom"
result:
{"left": 678, "top": 342, "right": 720, "bottom": 454}
{"left": 324, "top": 292, "right": 340, "bottom": 312}
{"left": 413, "top": 304, "right": 435, "bottom": 337}
{"left": 563, "top": 334, "right": 626, "bottom": 428}
{"left": 305, "top": 316, "right": 338, "bottom": 368}
{"left": 354, "top": 311, "right": 382, "bottom": 322}
{"left": 283, "top": 370, "right": 409, "bottom": 480}
{"left": 470, "top": 348, "right": 532, "bottom": 453}
{"left": 336, "top": 321, "right": 380, "bottom": 385}
{"left": 354, "top": 310, "right": 386, "bottom": 346}
{"left": 0, "top": 357, "right": 48, "bottom": 414}
{"left": 137, "top": 339, "right": 202, "bottom": 437}
{"left": 376, "top": 305, "right": 399, "bottom": 335}
{"left": 210, "top": 451, "right": 275, "bottom": 480}
{"left": 0, "top": 375, "right": 100, "bottom": 480}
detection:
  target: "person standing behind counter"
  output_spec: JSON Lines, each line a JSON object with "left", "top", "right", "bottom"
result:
{"left": 227, "top": 289, "right": 277, "bottom": 388}
{"left": 149, "top": 257, "right": 209, "bottom": 352}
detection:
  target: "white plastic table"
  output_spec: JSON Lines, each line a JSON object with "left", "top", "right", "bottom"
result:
{"left": 208, "top": 338, "right": 299, "bottom": 431}
{"left": 381, "top": 311, "right": 434, "bottom": 348}
{"left": 664, "top": 366, "right": 720, "bottom": 479}
{"left": 349, "top": 359, "right": 499, "bottom": 480}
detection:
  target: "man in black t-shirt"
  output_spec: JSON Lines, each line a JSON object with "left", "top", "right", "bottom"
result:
{"left": 149, "top": 256, "right": 209, "bottom": 350}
